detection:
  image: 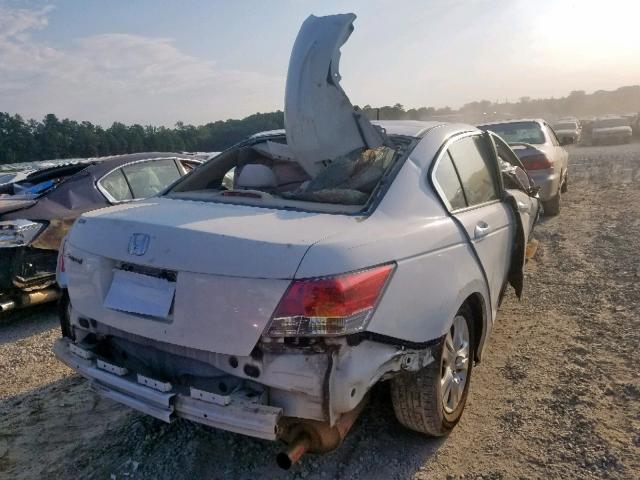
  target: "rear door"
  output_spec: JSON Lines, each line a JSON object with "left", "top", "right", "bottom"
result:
{"left": 433, "top": 133, "right": 514, "bottom": 316}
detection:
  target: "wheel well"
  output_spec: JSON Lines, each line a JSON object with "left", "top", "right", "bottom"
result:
{"left": 464, "top": 293, "right": 485, "bottom": 363}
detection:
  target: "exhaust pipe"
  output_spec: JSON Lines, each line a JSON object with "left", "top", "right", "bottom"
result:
{"left": 0, "top": 299, "right": 16, "bottom": 312}
{"left": 276, "top": 433, "right": 310, "bottom": 470}
{"left": 275, "top": 397, "right": 368, "bottom": 469}
{"left": 20, "top": 288, "right": 61, "bottom": 306}
{"left": 18, "top": 288, "right": 60, "bottom": 307}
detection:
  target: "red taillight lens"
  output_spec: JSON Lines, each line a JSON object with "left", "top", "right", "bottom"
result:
{"left": 266, "top": 263, "right": 395, "bottom": 337}
{"left": 57, "top": 238, "right": 66, "bottom": 273}
{"left": 522, "top": 153, "right": 553, "bottom": 170}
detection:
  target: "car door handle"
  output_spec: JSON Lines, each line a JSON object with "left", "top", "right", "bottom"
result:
{"left": 517, "top": 201, "right": 529, "bottom": 213}
{"left": 474, "top": 221, "right": 490, "bottom": 240}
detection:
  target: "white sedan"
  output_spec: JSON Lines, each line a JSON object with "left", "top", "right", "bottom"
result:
{"left": 54, "top": 13, "right": 540, "bottom": 469}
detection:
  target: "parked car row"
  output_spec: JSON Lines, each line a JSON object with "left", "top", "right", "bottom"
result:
{"left": 550, "top": 115, "right": 634, "bottom": 146}
{"left": 50, "top": 13, "right": 543, "bottom": 469}
{"left": 0, "top": 153, "right": 202, "bottom": 312}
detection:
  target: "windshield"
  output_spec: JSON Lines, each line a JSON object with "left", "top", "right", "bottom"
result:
{"left": 478, "top": 121, "right": 545, "bottom": 145}
{"left": 554, "top": 122, "right": 577, "bottom": 130}
{"left": 166, "top": 134, "right": 412, "bottom": 213}
{"left": 594, "top": 118, "right": 628, "bottom": 128}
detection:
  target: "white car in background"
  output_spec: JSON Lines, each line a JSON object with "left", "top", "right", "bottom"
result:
{"left": 591, "top": 116, "right": 632, "bottom": 145}
{"left": 477, "top": 119, "right": 569, "bottom": 216}
{"left": 553, "top": 119, "right": 581, "bottom": 144}
{"left": 53, "top": 13, "right": 540, "bottom": 468}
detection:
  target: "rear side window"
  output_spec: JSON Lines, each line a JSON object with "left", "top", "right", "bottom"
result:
{"left": 122, "top": 159, "right": 181, "bottom": 198}
{"left": 434, "top": 153, "right": 466, "bottom": 210}
{"left": 448, "top": 136, "right": 499, "bottom": 206}
{"left": 99, "top": 169, "right": 133, "bottom": 202}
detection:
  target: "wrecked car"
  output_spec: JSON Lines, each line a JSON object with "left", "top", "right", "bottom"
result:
{"left": 0, "top": 153, "right": 201, "bottom": 312}
{"left": 54, "top": 13, "right": 540, "bottom": 469}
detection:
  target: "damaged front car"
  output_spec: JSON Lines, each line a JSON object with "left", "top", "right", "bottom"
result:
{"left": 0, "top": 153, "right": 201, "bottom": 312}
{"left": 54, "top": 13, "right": 540, "bottom": 469}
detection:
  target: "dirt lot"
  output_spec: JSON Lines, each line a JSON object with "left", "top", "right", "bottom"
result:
{"left": 1, "top": 142, "right": 639, "bottom": 480}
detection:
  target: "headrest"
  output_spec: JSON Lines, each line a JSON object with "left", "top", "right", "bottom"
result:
{"left": 234, "top": 164, "right": 277, "bottom": 189}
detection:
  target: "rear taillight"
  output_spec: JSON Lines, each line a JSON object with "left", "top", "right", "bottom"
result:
{"left": 58, "top": 238, "right": 66, "bottom": 274}
{"left": 522, "top": 153, "right": 553, "bottom": 170}
{"left": 265, "top": 263, "right": 395, "bottom": 337}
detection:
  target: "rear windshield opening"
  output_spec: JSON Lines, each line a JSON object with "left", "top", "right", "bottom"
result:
{"left": 166, "top": 134, "right": 413, "bottom": 214}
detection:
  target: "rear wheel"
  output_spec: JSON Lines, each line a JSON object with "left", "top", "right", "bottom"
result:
{"left": 390, "top": 305, "right": 475, "bottom": 436}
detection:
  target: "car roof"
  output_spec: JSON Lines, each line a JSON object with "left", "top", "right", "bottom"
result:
{"left": 82, "top": 152, "right": 200, "bottom": 177}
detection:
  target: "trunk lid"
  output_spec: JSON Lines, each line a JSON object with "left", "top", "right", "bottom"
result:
{"left": 65, "top": 198, "right": 362, "bottom": 356}
{"left": 69, "top": 197, "right": 357, "bottom": 279}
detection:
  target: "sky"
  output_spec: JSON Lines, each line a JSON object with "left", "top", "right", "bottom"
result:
{"left": 0, "top": 0, "right": 638, "bottom": 126}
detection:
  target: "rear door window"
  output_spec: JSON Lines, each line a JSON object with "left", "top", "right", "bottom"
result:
{"left": 122, "top": 159, "right": 181, "bottom": 198}
{"left": 99, "top": 169, "right": 133, "bottom": 202}
{"left": 434, "top": 153, "right": 467, "bottom": 210}
{"left": 448, "top": 135, "right": 499, "bottom": 206}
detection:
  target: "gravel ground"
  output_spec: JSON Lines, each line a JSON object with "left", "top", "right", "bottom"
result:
{"left": 1, "top": 142, "right": 639, "bottom": 479}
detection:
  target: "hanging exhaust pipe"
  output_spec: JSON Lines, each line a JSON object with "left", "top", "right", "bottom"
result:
{"left": 275, "top": 396, "right": 368, "bottom": 469}
{"left": 276, "top": 433, "right": 310, "bottom": 470}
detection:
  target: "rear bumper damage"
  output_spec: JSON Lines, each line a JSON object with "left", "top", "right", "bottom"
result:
{"left": 54, "top": 312, "right": 436, "bottom": 451}
{"left": 54, "top": 337, "right": 283, "bottom": 440}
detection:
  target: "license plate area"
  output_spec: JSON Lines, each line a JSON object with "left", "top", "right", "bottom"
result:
{"left": 104, "top": 269, "right": 176, "bottom": 319}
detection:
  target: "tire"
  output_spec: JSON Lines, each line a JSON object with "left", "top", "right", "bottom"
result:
{"left": 390, "top": 305, "right": 475, "bottom": 436}
{"left": 58, "top": 289, "right": 74, "bottom": 340}
{"left": 561, "top": 173, "right": 568, "bottom": 193}
{"left": 543, "top": 192, "right": 561, "bottom": 216}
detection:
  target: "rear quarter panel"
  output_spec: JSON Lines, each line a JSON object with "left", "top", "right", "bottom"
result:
{"left": 298, "top": 134, "right": 492, "bottom": 345}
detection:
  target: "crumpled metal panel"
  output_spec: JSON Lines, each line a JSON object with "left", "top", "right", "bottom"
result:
{"left": 284, "top": 13, "right": 384, "bottom": 177}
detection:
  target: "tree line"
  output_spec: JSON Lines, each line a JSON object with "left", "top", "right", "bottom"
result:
{"left": 1, "top": 85, "right": 638, "bottom": 165}
{"left": 0, "top": 111, "right": 284, "bottom": 165}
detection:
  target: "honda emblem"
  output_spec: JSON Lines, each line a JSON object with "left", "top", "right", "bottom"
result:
{"left": 128, "top": 233, "right": 150, "bottom": 256}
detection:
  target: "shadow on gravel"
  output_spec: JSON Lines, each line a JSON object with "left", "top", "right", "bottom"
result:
{"left": 0, "top": 304, "right": 58, "bottom": 347}
{"left": 1, "top": 378, "right": 446, "bottom": 480}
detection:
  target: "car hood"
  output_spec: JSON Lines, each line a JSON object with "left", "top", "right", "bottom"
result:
{"left": 68, "top": 197, "right": 364, "bottom": 279}
{"left": 284, "top": 13, "right": 385, "bottom": 177}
